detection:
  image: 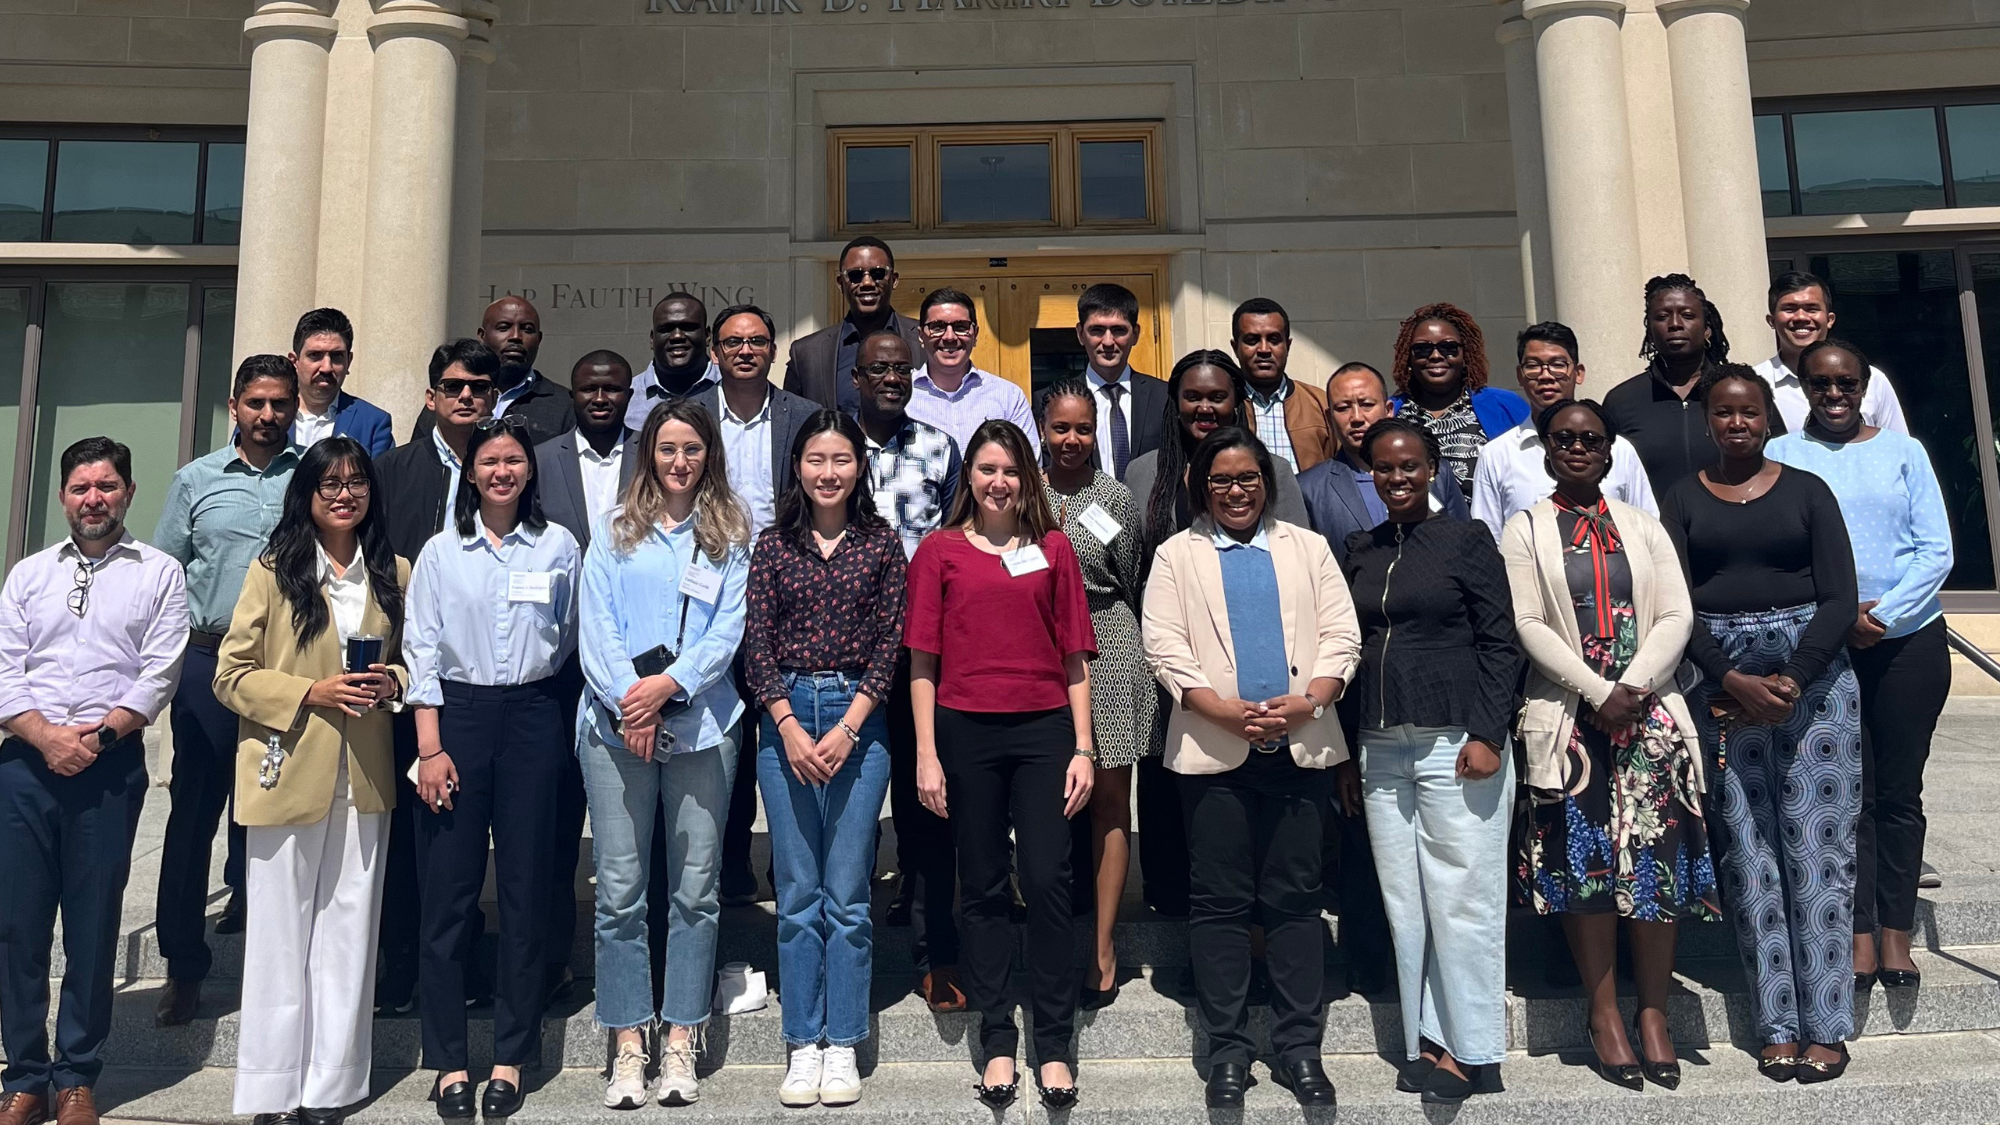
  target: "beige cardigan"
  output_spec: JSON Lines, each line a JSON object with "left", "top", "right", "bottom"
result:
{"left": 1141, "top": 518, "right": 1362, "bottom": 775}
{"left": 1498, "top": 497, "right": 1701, "bottom": 792}
{"left": 215, "top": 557, "right": 411, "bottom": 827}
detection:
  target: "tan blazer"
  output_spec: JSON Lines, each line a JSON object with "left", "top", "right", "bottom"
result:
{"left": 1498, "top": 497, "right": 1701, "bottom": 793}
{"left": 216, "top": 557, "right": 411, "bottom": 827}
{"left": 1141, "top": 518, "right": 1362, "bottom": 775}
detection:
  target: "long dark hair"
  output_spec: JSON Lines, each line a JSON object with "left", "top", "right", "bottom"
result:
{"left": 942, "top": 419, "right": 1059, "bottom": 543}
{"left": 452, "top": 417, "right": 547, "bottom": 538}
{"left": 1143, "top": 350, "right": 1249, "bottom": 555}
{"left": 1188, "top": 426, "right": 1276, "bottom": 527}
{"left": 262, "top": 437, "right": 403, "bottom": 652}
{"left": 772, "top": 409, "right": 887, "bottom": 553}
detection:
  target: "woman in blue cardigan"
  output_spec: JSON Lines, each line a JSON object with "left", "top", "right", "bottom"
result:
{"left": 1387, "top": 302, "right": 1530, "bottom": 500}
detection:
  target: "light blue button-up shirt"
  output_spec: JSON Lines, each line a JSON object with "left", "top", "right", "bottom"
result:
{"left": 153, "top": 442, "right": 302, "bottom": 633}
{"left": 404, "top": 520, "right": 582, "bottom": 707}
{"left": 579, "top": 511, "right": 749, "bottom": 753}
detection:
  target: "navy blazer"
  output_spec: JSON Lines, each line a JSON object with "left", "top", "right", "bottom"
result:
{"left": 290, "top": 391, "right": 395, "bottom": 458}
{"left": 1297, "top": 452, "right": 1470, "bottom": 567}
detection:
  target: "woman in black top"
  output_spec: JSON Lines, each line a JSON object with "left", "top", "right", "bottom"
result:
{"left": 1343, "top": 419, "right": 1522, "bottom": 1107}
{"left": 1657, "top": 364, "right": 1859, "bottom": 1084}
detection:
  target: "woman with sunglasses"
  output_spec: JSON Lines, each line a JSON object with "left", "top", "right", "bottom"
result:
{"left": 581, "top": 401, "right": 752, "bottom": 1110}
{"left": 1500, "top": 399, "right": 1718, "bottom": 1092}
{"left": 216, "top": 438, "right": 405, "bottom": 1125}
{"left": 1658, "top": 364, "right": 1859, "bottom": 1083}
{"left": 405, "top": 415, "right": 581, "bottom": 1119}
{"left": 1769, "top": 340, "right": 1952, "bottom": 998}
{"left": 1387, "top": 303, "right": 1531, "bottom": 499}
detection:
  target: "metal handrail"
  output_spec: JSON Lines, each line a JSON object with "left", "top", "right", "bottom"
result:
{"left": 1948, "top": 628, "right": 2000, "bottom": 684}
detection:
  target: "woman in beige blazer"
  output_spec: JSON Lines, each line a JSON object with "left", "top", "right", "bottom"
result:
{"left": 1140, "top": 427, "right": 1360, "bottom": 1110}
{"left": 213, "top": 438, "right": 407, "bottom": 1125}
{"left": 1498, "top": 400, "right": 1717, "bottom": 1093}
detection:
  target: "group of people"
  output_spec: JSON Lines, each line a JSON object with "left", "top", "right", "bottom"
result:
{"left": 0, "top": 232, "right": 1955, "bottom": 1125}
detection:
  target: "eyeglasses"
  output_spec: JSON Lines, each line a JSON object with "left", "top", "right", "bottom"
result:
{"left": 716, "top": 335, "right": 773, "bottom": 352}
{"left": 655, "top": 443, "right": 706, "bottom": 463}
{"left": 1547, "top": 430, "right": 1611, "bottom": 453}
{"left": 1409, "top": 342, "right": 1462, "bottom": 360}
{"left": 1806, "top": 376, "right": 1865, "bottom": 395}
{"left": 474, "top": 415, "right": 529, "bottom": 433}
{"left": 1206, "top": 472, "right": 1266, "bottom": 494}
{"left": 860, "top": 361, "right": 914, "bottom": 377}
{"left": 437, "top": 377, "right": 497, "bottom": 398}
{"left": 843, "top": 267, "right": 891, "bottom": 284}
{"left": 1519, "top": 358, "right": 1574, "bottom": 377}
{"left": 68, "top": 558, "right": 92, "bottom": 619}
{"left": 316, "top": 476, "right": 372, "bottom": 500}
{"left": 922, "top": 320, "right": 975, "bottom": 337}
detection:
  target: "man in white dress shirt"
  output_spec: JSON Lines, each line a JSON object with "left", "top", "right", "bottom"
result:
{"left": 1471, "top": 321, "right": 1657, "bottom": 540}
{"left": 1753, "top": 270, "right": 1907, "bottom": 434}
{"left": 907, "top": 288, "right": 1040, "bottom": 459}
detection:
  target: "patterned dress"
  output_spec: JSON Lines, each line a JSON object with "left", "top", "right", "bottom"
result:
{"left": 1047, "top": 471, "right": 1157, "bottom": 768}
{"left": 1396, "top": 392, "right": 1486, "bottom": 499}
{"left": 1518, "top": 504, "right": 1721, "bottom": 922}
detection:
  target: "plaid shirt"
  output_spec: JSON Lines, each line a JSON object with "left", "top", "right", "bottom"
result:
{"left": 1245, "top": 377, "right": 1298, "bottom": 471}
{"left": 865, "top": 416, "right": 962, "bottom": 559}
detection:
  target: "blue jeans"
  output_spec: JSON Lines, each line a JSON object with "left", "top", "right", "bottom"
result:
{"left": 578, "top": 720, "right": 737, "bottom": 1029}
{"left": 757, "top": 672, "right": 891, "bottom": 1047}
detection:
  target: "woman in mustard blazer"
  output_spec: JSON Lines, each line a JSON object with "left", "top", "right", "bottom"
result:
{"left": 214, "top": 438, "right": 408, "bottom": 1125}
{"left": 1140, "top": 427, "right": 1360, "bottom": 1110}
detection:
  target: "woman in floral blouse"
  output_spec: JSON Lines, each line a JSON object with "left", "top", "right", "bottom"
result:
{"left": 742, "top": 409, "right": 907, "bottom": 1109}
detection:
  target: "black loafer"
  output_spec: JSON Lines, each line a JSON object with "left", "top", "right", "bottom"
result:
{"left": 1879, "top": 967, "right": 1921, "bottom": 990}
{"left": 300, "top": 1108, "right": 345, "bottom": 1125}
{"left": 252, "top": 1113, "right": 302, "bottom": 1125}
{"left": 1204, "top": 1062, "right": 1251, "bottom": 1108}
{"left": 429, "top": 1078, "right": 476, "bottom": 1120}
{"left": 1421, "top": 1062, "right": 1501, "bottom": 1106}
{"left": 481, "top": 1077, "right": 524, "bottom": 1118}
{"left": 1395, "top": 1055, "right": 1436, "bottom": 1093}
{"left": 1270, "top": 1058, "right": 1337, "bottom": 1107}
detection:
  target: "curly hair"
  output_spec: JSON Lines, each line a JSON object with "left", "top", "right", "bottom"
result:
{"left": 1391, "top": 303, "right": 1490, "bottom": 397}
{"left": 1639, "top": 273, "right": 1731, "bottom": 371}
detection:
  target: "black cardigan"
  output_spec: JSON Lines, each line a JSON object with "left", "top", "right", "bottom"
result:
{"left": 1343, "top": 516, "right": 1522, "bottom": 749}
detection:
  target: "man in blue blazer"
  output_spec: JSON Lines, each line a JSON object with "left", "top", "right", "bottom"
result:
{"left": 288, "top": 307, "right": 395, "bottom": 456}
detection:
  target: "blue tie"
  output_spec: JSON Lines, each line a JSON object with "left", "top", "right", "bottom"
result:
{"left": 1105, "top": 382, "right": 1131, "bottom": 481}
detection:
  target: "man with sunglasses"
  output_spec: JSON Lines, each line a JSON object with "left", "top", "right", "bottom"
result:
{"left": 906, "top": 287, "right": 1039, "bottom": 459}
{"left": 1469, "top": 322, "right": 1655, "bottom": 541}
{"left": 1752, "top": 270, "right": 1907, "bottom": 435}
{"left": 412, "top": 297, "right": 575, "bottom": 448}
{"left": 783, "top": 236, "right": 925, "bottom": 413}
{"left": 149, "top": 354, "right": 303, "bottom": 1027}
{"left": 627, "top": 292, "right": 722, "bottom": 431}
{"left": 0, "top": 437, "right": 187, "bottom": 1125}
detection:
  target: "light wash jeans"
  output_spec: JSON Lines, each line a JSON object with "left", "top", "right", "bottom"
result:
{"left": 1360, "top": 724, "right": 1513, "bottom": 1067}
{"left": 757, "top": 671, "right": 892, "bottom": 1047}
{"left": 578, "top": 719, "right": 737, "bottom": 1029}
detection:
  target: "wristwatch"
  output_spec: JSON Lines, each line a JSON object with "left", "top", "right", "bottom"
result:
{"left": 1306, "top": 694, "right": 1326, "bottom": 722}
{"left": 95, "top": 725, "right": 116, "bottom": 751}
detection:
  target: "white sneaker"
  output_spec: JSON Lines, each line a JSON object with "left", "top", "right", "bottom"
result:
{"left": 819, "top": 1045, "right": 862, "bottom": 1106}
{"left": 780, "top": 1044, "right": 823, "bottom": 1107}
{"left": 604, "top": 1040, "right": 650, "bottom": 1110}
{"left": 658, "top": 1039, "right": 700, "bottom": 1106}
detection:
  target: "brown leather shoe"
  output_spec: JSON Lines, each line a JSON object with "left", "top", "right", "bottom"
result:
{"left": 0, "top": 1091, "right": 47, "bottom": 1125}
{"left": 52, "top": 1088, "right": 95, "bottom": 1125}
{"left": 919, "top": 966, "right": 967, "bottom": 1013}
{"left": 155, "top": 978, "right": 200, "bottom": 1027}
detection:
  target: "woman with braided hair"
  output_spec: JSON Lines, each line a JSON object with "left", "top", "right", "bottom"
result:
{"left": 1604, "top": 273, "right": 1773, "bottom": 489}
{"left": 1386, "top": 303, "right": 1531, "bottom": 499}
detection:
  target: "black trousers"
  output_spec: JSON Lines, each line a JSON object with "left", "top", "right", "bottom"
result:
{"left": 718, "top": 654, "right": 762, "bottom": 895}
{"left": 1852, "top": 618, "right": 1951, "bottom": 933}
{"left": 418, "top": 679, "right": 564, "bottom": 1070}
{"left": 887, "top": 660, "right": 959, "bottom": 971}
{"left": 155, "top": 641, "right": 245, "bottom": 983}
{"left": 547, "top": 655, "right": 588, "bottom": 984}
{"left": 378, "top": 712, "right": 422, "bottom": 995}
{"left": 938, "top": 705, "right": 1077, "bottom": 1066}
{"left": 0, "top": 736, "right": 146, "bottom": 1095}
{"left": 1182, "top": 750, "right": 1331, "bottom": 1067}
{"left": 1136, "top": 750, "right": 1189, "bottom": 914}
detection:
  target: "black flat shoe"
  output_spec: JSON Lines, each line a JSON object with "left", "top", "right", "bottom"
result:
{"left": 975, "top": 1062, "right": 1019, "bottom": 1110}
{"left": 1588, "top": 1028, "right": 1644, "bottom": 1091}
{"left": 1757, "top": 1054, "right": 1799, "bottom": 1083}
{"left": 1421, "top": 1062, "right": 1501, "bottom": 1106}
{"left": 1395, "top": 1055, "right": 1436, "bottom": 1094}
{"left": 480, "top": 1077, "right": 524, "bottom": 1118}
{"left": 1796, "top": 1043, "right": 1850, "bottom": 1085}
{"left": 1879, "top": 967, "right": 1921, "bottom": 990}
{"left": 1269, "top": 1058, "right": 1336, "bottom": 1107}
{"left": 300, "top": 1109, "right": 345, "bottom": 1125}
{"left": 429, "top": 1078, "right": 476, "bottom": 1120}
{"left": 252, "top": 1113, "right": 301, "bottom": 1125}
{"left": 1854, "top": 969, "right": 1877, "bottom": 992}
{"left": 1080, "top": 978, "right": 1121, "bottom": 1011}
{"left": 1204, "top": 1062, "right": 1251, "bottom": 1108}
{"left": 1036, "top": 1077, "right": 1079, "bottom": 1110}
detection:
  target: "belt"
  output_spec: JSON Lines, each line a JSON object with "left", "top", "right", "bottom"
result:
{"left": 188, "top": 630, "right": 226, "bottom": 651}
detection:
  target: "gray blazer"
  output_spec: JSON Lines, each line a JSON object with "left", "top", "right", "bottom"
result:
{"left": 1124, "top": 447, "right": 1311, "bottom": 541}
{"left": 618, "top": 383, "right": 818, "bottom": 505}
{"left": 534, "top": 427, "right": 628, "bottom": 552}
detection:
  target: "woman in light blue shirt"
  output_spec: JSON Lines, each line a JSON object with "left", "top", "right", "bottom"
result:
{"left": 406, "top": 414, "right": 580, "bottom": 1120}
{"left": 1768, "top": 338, "right": 1953, "bottom": 997}
{"left": 579, "top": 400, "right": 752, "bottom": 1110}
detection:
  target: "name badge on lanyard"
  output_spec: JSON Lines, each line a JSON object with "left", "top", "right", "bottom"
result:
{"left": 679, "top": 563, "right": 724, "bottom": 603}
{"left": 1002, "top": 544, "right": 1049, "bottom": 577}
{"left": 507, "top": 570, "right": 552, "bottom": 604}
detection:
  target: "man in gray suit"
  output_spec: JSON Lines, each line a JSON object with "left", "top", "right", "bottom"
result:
{"left": 783, "top": 236, "right": 925, "bottom": 414}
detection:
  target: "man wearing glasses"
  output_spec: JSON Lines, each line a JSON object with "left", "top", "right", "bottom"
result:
{"left": 1468, "top": 322, "right": 1656, "bottom": 541}
{"left": 783, "top": 236, "right": 925, "bottom": 414}
{"left": 150, "top": 354, "right": 302, "bottom": 1027}
{"left": 0, "top": 437, "right": 188, "bottom": 1125}
{"left": 906, "top": 287, "right": 1039, "bottom": 459}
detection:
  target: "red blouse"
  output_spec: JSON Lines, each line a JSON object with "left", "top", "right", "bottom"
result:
{"left": 903, "top": 529, "right": 1097, "bottom": 713}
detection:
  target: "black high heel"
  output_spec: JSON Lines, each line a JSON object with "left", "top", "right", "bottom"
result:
{"left": 974, "top": 1061, "right": 1019, "bottom": 1109}
{"left": 1587, "top": 1028, "right": 1643, "bottom": 1091}
{"left": 1634, "top": 1016, "right": 1681, "bottom": 1090}
{"left": 1080, "top": 970, "right": 1121, "bottom": 1011}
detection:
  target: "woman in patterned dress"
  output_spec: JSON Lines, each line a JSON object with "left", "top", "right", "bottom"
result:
{"left": 1385, "top": 303, "right": 1531, "bottom": 499}
{"left": 1037, "top": 377, "right": 1154, "bottom": 1006}
{"left": 1499, "top": 399, "right": 1719, "bottom": 1092}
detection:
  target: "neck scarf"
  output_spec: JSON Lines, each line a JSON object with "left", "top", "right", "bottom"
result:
{"left": 1552, "top": 491, "right": 1622, "bottom": 640}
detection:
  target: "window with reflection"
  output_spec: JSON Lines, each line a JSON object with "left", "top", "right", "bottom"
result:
{"left": 939, "top": 143, "right": 1052, "bottom": 226}
{"left": 52, "top": 140, "right": 201, "bottom": 244}
{"left": 1946, "top": 104, "right": 2000, "bottom": 207}
{"left": 1079, "top": 140, "right": 1148, "bottom": 222}
{"left": 844, "top": 144, "right": 911, "bottom": 226}
{"left": 1754, "top": 115, "right": 1791, "bottom": 216}
{"left": 0, "top": 141, "right": 48, "bottom": 242}
{"left": 1755, "top": 91, "right": 2000, "bottom": 215}
{"left": 831, "top": 122, "right": 1160, "bottom": 234}
{"left": 203, "top": 143, "right": 245, "bottom": 245}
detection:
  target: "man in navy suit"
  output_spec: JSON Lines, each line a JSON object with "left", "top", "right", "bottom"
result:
{"left": 288, "top": 307, "right": 395, "bottom": 456}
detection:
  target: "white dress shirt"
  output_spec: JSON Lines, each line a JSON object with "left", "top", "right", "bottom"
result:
{"left": 317, "top": 542, "right": 370, "bottom": 646}
{"left": 576, "top": 431, "right": 626, "bottom": 528}
{"left": 294, "top": 407, "right": 337, "bottom": 449}
{"left": 0, "top": 532, "right": 189, "bottom": 729}
{"left": 1752, "top": 354, "right": 1908, "bottom": 435}
{"left": 1470, "top": 422, "right": 1659, "bottom": 541}
{"left": 1086, "top": 366, "right": 1134, "bottom": 475}
{"left": 431, "top": 426, "right": 464, "bottom": 518}
{"left": 908, "top": 365, "right": 1041, "bottom": 459}
{"left": 404, "top": 521, "right": 581, "bottom": 708}
{"left": 719, "top": 390, "right": 777, "bottom": 539}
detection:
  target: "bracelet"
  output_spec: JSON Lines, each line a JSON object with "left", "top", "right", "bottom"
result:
{"left": 1073, "top": 747, "right": 1096, "bottom": 762}
{"left": 777, "top": 713, "right": 801, "bottom": 732}
{"left": 835, "top": 719, "right": 860, "bottom": 745}
{"left": 418, "top": 750, "right": 445, "bottom": 762}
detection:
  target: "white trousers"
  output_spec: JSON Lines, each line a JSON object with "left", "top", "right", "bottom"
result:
{"left": 234, "top": 760, "right": 388, "bottom": 1114}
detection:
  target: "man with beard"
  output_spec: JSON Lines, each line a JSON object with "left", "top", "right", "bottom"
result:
{"left": 288, "top": 307, "right": 395, "bottom": 455}
{"left": 626, "top": 293, "right": 720, "bottom": 431}
{"left": 150, "top": 355, "right": 302, "bottom": 1026}
{"left": 0, "top": 437, "right": 189, "bottom": 1125}
{"left": 784, "top": 237, "right": 925, "bottom": 413}
{"left": 412, "top": 297, "right": 573, "bottom": 447}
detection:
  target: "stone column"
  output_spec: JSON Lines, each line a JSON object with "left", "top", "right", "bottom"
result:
{"left": 447, "top": 0, "right": 497, "bottom": 338}
{"left": 1620, "top": 0, "right": 1690, "bottom": 281}
{"left": 1658, "top": 0, "right": 1768, "bottom": 360}
{"left": 1496, "top": 3, "right": 1555, "bottom": 324}
{"left": 233, "top": 1, "right": 338, "bottom": 365}
{"left": 1523, "top": 0, "right": 1647, "bottom": 376}
{"left": 353, "top": 0, "right": 467, "bottom": 417}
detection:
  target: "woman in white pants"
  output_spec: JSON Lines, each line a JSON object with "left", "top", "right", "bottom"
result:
{"left": 215, "top": 438, "right": 407, "bottom": 1125}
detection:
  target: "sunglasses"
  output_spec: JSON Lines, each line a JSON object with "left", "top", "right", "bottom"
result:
{"left": 1548, "top": 430, "right": 1610, "bottom": 453}
{"left": 437, "top": 378, "right": 497, "bottom": 398}
{"left": 843, "top": 267, "right": 891, "bottom": 284}
{"left": 475, "top": 415, "right": 530, "bottom": 433}
{"left": 1409, "top": 342, "right": 1463, "bottom": 361}
{"left": 1806, "top": 376, "right": 1865, "bottom": 395}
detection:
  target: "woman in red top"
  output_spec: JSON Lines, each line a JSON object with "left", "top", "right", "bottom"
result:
{"left": 906, "top": 418, "right": 1097, "bottom": 1111}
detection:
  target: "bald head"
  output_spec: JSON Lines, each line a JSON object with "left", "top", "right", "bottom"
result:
{"left": 479, "top": 296, "right": 544, "bottom": 388}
